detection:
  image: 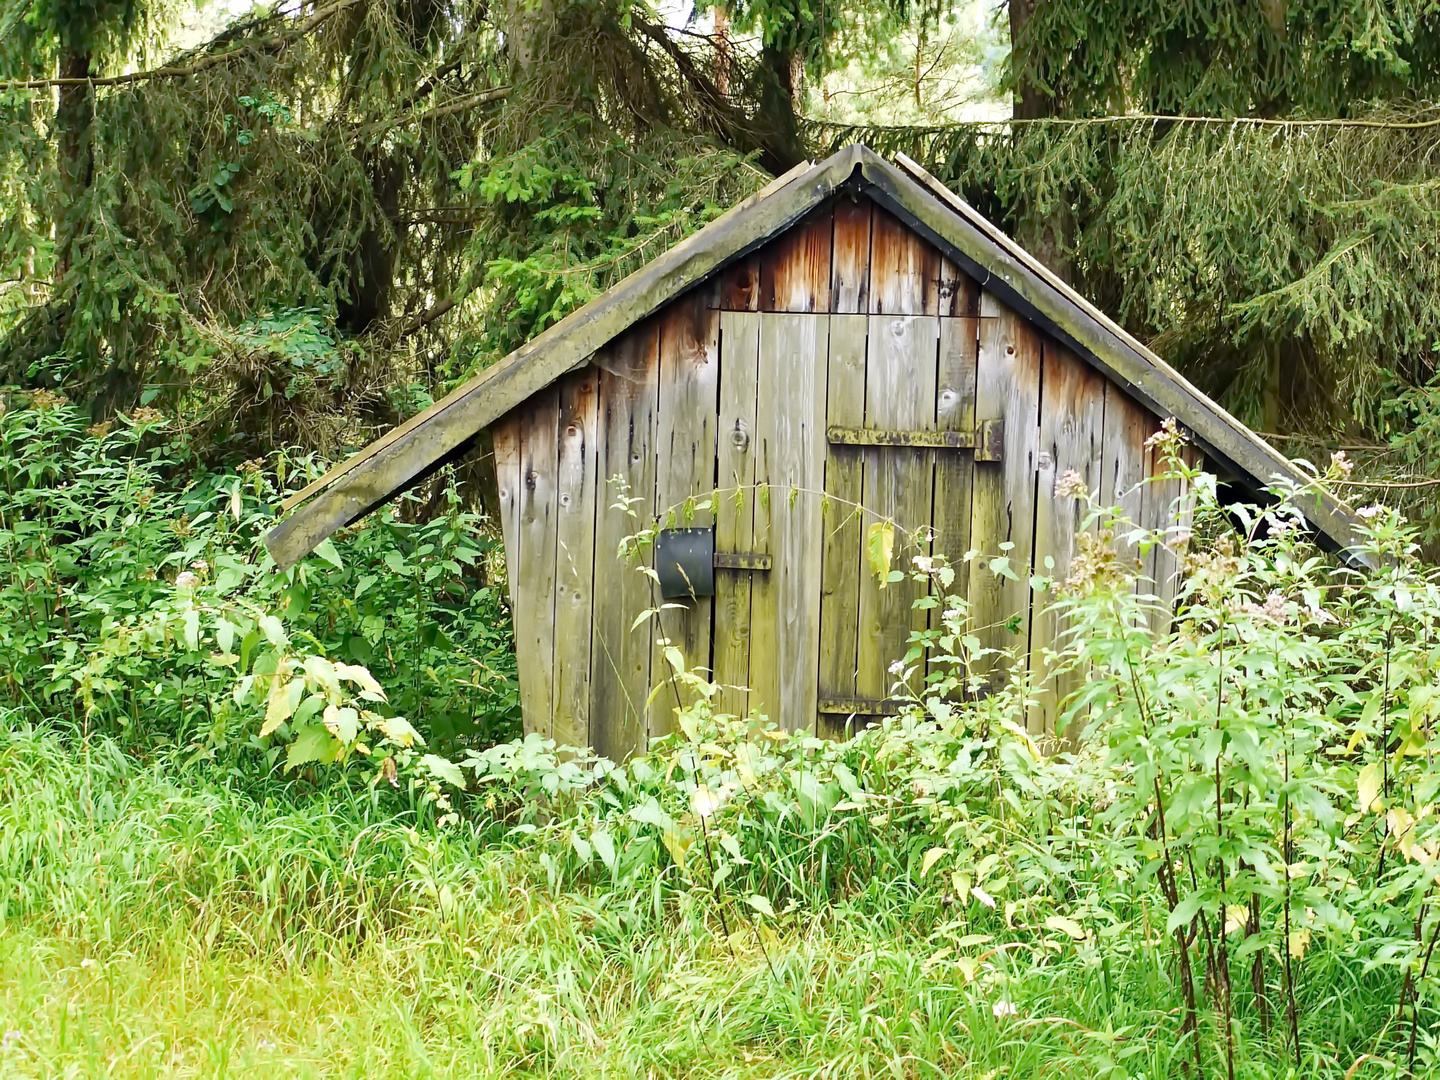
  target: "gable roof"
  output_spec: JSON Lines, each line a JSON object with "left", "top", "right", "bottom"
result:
{"left": 264, "top": 144, "right": 1370, "bottom": 570}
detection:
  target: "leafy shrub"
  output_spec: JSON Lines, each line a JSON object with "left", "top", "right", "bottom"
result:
{"left": 0, "top": 396, "right": 520, "bottom": 779}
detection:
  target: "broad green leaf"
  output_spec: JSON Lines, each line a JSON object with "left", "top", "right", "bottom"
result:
{"left": 421, "top": 754, "right": 466, "bottom": 788}
{"left": 746, "top": 894, "right": 776, "bottom": 919}
{"left": 1044, "top": 915, "right": 1086, "bottom": 940}
{"left": 591, "top": 829, "right": 617, "bottom": 873}
{"left": 313, "top": 538, "right": 343, "bottom": 568}
{"left": 258, "top": 614, "right": 287, "bottom": 649}
{"left": 378, "top": 715, "right": 423, "bottom": 747}
{"left": 286, "top": 724, "right": 337, "bottom": 770}
{"left": 921, "top": 846, "right": 949, "bottom": 879}
{"left": 1358, "top": 761, "right": 1384, "bottom": 813}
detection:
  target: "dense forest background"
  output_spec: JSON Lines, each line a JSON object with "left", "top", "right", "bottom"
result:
{"left": 4, "top": 0, "right": 1440, "bottom": 534}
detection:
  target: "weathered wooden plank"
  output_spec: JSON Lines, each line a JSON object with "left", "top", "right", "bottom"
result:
{"left": 855, "top": 313, "right": 939, "bottom": 704}
{"left": 818, "top": 312, "right": 868, "bottom": 736}
{"left": 869, "top": 206, "right": 942, "bottom": 316}
{"left": 968, "top": 294, "right": 1043, "bottom": 690}
{"left": 589, "top": 326, "right": 660, "bottom": 760}
{"left": 551, "top": 367, "right": 599, "bottom": 751}
{"left": 761, "top": 206, "right": 834, "bottom": 312}
{"left": 1028, "top": 340, "right": 1107, "bottom": 736}
{"left": 751, "top": 313, "right": 829, "bottom": 730}
{"left": 932, "top": 317, "right": 979, "bottom": 615}
{"left": 1141, "top": 433, "right": 1199, "bottom": 637}
{"left": 648, "top": 290, "right": 722, "bottom": 738}
{"left": 830, "top": 197, "right": 872, "bottom": 314}
{"left": 1098, "top": 384, "right": 1151, "bottom": 580}
{"left": 492, "top": 414, "right": 525, "bottom": 724}
{"left": 514, "top": 389, "right": 560, "bottom": 738}
{"left": 713, "top": 311, "right": 761, "bottom": 718}
{"left": 864, "top": 153, "right": 1371, "bottom": 565}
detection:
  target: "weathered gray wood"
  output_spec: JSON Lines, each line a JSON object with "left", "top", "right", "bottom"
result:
{"left": 856, "top": 314, "right": 939, "bottom": 704}
{"left": 968, "top": 294, "right": 1042, "bottom": 690}
{"left": 1141, "top": 438, "right": 1200, "bottom": 636}
{"left": 713, "top": 311, "right": 761, "bottom": 718}
{"left": 1099, "top": 384, "right": 1151, "bottom": 578}
{"left": 270, "top": 147, "right": 1365, "bottom": 574}
{"left": 551, "top": 367, "right": 599, "bottom": 751}
{"left": 491, "top": 414, "right": 525, "bottom": 727}
{"left": 866, "top": 152, "right": 1367, "bottom": 563}
{"left": 589, "top": 326, "right": 660, "bottom": 760}
{"left": 818, "top": 312, "right": 868, "bottom": 734}
{"left": 515, "top": 390, "right": 560, "bottom": 737}
{"left": 869, "top": 207, "right": 942, "bottom": 315}
{"left": 648, "top": 290, "right": 722, "bottom": 737}
{"left": 1029, "top": 340, "right": 1106, "bottom": 736}
{"left": 752, "top": 313, "right": 829, "bottom": 730}
{"left": 932, "top": 317, "right": 980, "bottom": 622}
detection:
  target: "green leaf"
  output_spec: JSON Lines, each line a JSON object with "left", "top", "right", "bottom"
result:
{"left": 1166, "top": 894, "right": 1207, "bottom": 936}
{"left": 258, "top": 614, "right": 287, "bottom": 649}
{"left": 921, "top": 846, "right": 950, "bottom": 879}
{"left": 867, "top": 521, "right": 895, "bottom": 585}
{"left": 313, "top": 538, "right": 343, "bottom": 569}
{"left": 286, "top": 724, "right": 337, "bottom": 770}
{"left": 745, "top": 894, "right": 776, "bottom": 919}
{"left": 421, "top": 754, "right": 466, "bottom": 788}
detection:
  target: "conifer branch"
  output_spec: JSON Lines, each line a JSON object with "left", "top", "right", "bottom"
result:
{"left": 0, "top": 0, "right": 362, "bottom": 90}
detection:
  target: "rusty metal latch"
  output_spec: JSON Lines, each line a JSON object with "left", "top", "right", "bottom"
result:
{"left": 713, "top": 551, "right": 772, "bottom": 571}
{"left": 827, "top": 420, "right": 1004, "bottom": 462}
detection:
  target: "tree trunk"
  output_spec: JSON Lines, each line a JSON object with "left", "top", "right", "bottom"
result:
{"left": 1007, "top": 0, "right": 1070, "bottom": 281}
{"left": 754, "top": 42, "right": 806, "bottom": 176}
{"left": 54, "top": 48, "right": 95, "bottom": 283}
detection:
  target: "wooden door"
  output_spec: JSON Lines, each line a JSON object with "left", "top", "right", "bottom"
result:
{"left": 712, "top": 309, "right": 988, "bottom": 734}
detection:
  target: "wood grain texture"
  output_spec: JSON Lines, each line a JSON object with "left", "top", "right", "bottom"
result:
{"left": 713, "top": 311, "right": 761, "bottom": 717}
{"left": 818, "top": 313, "right": 868, "bottom": 733}
{"left": 589, "top": 326, "right": 660, "bottom": 761}
{"left": 1098, "top": 384, "right": 1151, "bottom": 587}
{"left": 969, "top": 294, "right": 1043, "bottom": 690}
{"left": 932, "top": 317, "right": 979, "bottom": 620}
{"left": 649, "top": 290, "right": 722, "bottom": 737}
{"left": 752, "top": 313, "right": 829, "bottom": 730}
{"left": 491, "top": 415, "right": 525, "bottom": 728}
{"left": 855, "top": 314, "right": 939, "bottom": 704}
{"left": 515, "top": 390, "right": 560, "bottom": 737}
{"left": 1029, "top": 340, "right": 1106, "bottom": 736}
{"left": 762, "top": 207, "right": 834, "bottom": 313}
{"left": 1141, "top": 437, "right": 1200, "bottom": 637}
{"left": 830, "top": 197, "right": 872, "bottom": 314}
{"left": 551, "top": 367, "right": 599, "bottom": 751}
{"left": 869, "top": 206, "right": 942, "bottom": 315}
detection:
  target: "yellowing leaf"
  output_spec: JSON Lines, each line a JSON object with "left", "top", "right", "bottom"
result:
{"left": 1358, "top": 762, "right": 1384, "bottom": 813}
{"left": 867, "top": 521, "right": 895, "bottom": 585}
{"left": 971, "top": 885, "right": 997, "bottom": 909}
{"left": 260, "top": 674, "right": 302, "bottom": 737}
{"left": 921, "top": 846, "right": 950, "bottom": 879}
{"left": 1287, "top": 928, "right": 1311, "bottom": 959}
{"left": 1044, "top": 915, "right": 1086, "bottom": 940}
{"left": 1224, "top": 905, "right": 1249, "bottom": 936}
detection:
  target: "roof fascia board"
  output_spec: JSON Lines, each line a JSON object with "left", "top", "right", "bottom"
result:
{"left": 852, "top": 150, "right": 1370, "bottom": 565}
{"left": 264, "top": 148, "right": 862, "bottom": 569}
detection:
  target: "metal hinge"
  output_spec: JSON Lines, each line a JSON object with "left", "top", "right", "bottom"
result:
{"left": 817, "top": 697, "right": 908, "bottom": 716}
{"left": 827, "top": 419, "right": 1004, "bottom": 462}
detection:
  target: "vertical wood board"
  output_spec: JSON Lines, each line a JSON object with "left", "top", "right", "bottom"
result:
{"left": 515, "top": 391, "right": 561, "bottom": 737}
{"left": 551, "top": 367, "right": 599, "bottom": 751}
{"left": 589, "top": 327, "right": 660, "bottom": 760}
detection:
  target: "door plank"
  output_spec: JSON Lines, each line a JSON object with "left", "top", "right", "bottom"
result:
{"left": 818, "top": 312, "right": 868, "bottom": 734}
{"left": 589, "top": 327, "right": 660, "bottom": 760}
{"left": 855, "top": 313, "right": 940, "bottom": 704}
{"left": 752, "top": 313, "right": 829, "bottom": 730}
{"left": 552, "top": 368, "right": 599, "bottom": 751}
{"left": 713, "top": 311, "right": 761, "bottom": 718}
{"left": 830, "top": 198, "right": 872, "bottom": 314}
{"left": 492, "top": 415, "right": 529, "bottom": 731}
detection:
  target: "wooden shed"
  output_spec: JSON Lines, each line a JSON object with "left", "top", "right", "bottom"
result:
{"left": 266, "top": 145, "right": 1368, "bottom": 756}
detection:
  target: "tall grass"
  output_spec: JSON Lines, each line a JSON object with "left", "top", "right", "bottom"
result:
{"left": 0, "top": 717, "right": 1423, "bottom": 1079}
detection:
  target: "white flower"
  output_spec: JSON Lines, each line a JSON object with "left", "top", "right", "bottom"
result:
{"left": 79, "top": 958, "right": 98, "bottom": 969}
{"left": 1357, "top": 504, "right": 1386, "bottom": 520}
{"left": 257, "top": 1039, "right": 277, "bottom": 1051}
{"left": 1054, "top": 469, "right": 1088, "bottom": 500}
{"left": 888, "top": 660, "right": 906, "bottom": 676}
{"left": 912, "top": 555, "right": 935, "bottom": 573}
{"left": 1, "top": 1031, "right": 20, "bottom": 1051}
{"left": 175, "top": 571, "right": 199, "bottom": 590}
{"left": 992, "top": 1000, "right": 1018, "bottom": 1019}
{"left": 188, "top": 559, "right": 209, "bottom": 574}
{"left": 942, "top": 608, "right": 962, "bottom": 622}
